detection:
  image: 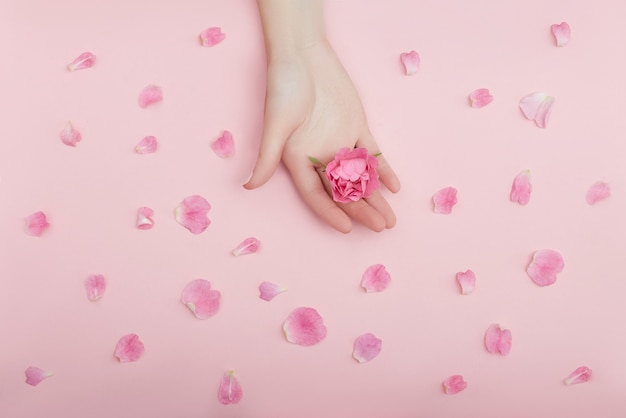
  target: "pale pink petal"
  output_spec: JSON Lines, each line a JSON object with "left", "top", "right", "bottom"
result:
{"left": 136, "top": 207, "right": 155, "bottom": 230}
{"left": 25, "top": 211, "right": 49, "bottom": 236}
{"left": 551, "top": 22, "right": 571, "bottom": 47}
{"left": 67, "top": 51, "right": 96, "bottom": 71}
{"left": 433, "top": 187, "right": 458, "bottom": 214}
{"left": 510, "top": 170, "right": 532, "bottom": 205}
{"left": 25, "top": 366, "right": 53, "bottom": 386}
{"left": 468, "top": 88, "right": 493, "bottom": 108}
{"left": 456, "top": 270, "right": 476, "bottom": 295}
{"left": 259, "top": 281, "right": 287, "bottom": 301}
{"left": 138, "top": 85, "right": 163, "bottom": 108}
{"left": 519, "top": 92, "right": 555, "bottom": 128}
{"left": 564, "top": 366, "right": 592, "bottom": 385}
{"left": 175, "top": 195, "right": 211, "bottom": 234}
{"left": 200, "top": 27, "right": 226, "bottom": 47}
{"left": 60, "top": 121, "right": 82, "bottom": 146}
{"left": 85, "top": 274, "right": 106, "bottom": 301}
{"left": 484, "top": 324, "right": 512, "bottom": 356}
{"left": 527, "top": 249, "right": 565, "bottom": 287}
{"left": 211, "top": 130, "right": 235, "bottom": 158}
{"left": 400, "top": 50, "right": 420, "bottom": 75}
{"left": 134, "top": 136, "right": 157, "bottom": 154}
{"left": 283, "top": 307, "right": 327, "bottom": 346}
{"left": 114, "top": 334, "right": 145, "bottom": 362}
{"left": 218, "top": 370, "right": 243, "bottom": 405}
{"left": 586, "top": 181, "right": 610, "bottom": 205}
{"left": 443, "top": 375, "right": 467, "bottom": 395}
{"left": 232, "top": 237, "right": 260, "bottom": 256}
{"left": 352, "top": 333, "right": 382, "bottom": 363}
{"left": 181, "top": 279, "right": 221, "bottom": 319}
{"left": 360, "top": 264, "right": 391, "bottom": 293}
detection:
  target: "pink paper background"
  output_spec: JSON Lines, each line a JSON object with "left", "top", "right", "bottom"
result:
{"left": 1, "top": 0, "right": 625, "bottom": 417}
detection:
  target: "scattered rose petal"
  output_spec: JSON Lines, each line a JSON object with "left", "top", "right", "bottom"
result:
{"left": 25, "top": 211, "right": 49, "bottom": 236}
{"left": 283, "top": 307, "right": 327, "bottom": 346}
{"left": 218, "top": 370, "right": 243, "bottom": 405}
{"left": 200, "top": 27, "right": 226, "bottom": 47}
{"left": 484, "top": 324, "right": 512, "bottom": 356}
{"left": 456, "top": 270, "right": 476, "bottom": 295}
{"left": 232, "top": 237, "right": 260, "bottom": 256}
{"left": 433, "top": 187, "right": 458, "bottom": 214}
{"left": 360, "top": 264, "right": 391, "bottom": 293}
{"left": 551, "top": 22, "right": 571, "bottom": 47}
{"left": 443, "top": 375, "right": 467, "bottom": 394}
{"left": 586, "top": 182, "right": 610, "bottom": 205}
{"left": 138, "top": 85, "right": 163, "bottom": 108}
{"left": 564, "top": 366, "right": 592, "bottom": 385}
{"left": 352, "top": 333, "right": 382, "bottom": 363}
{"left": 527, "top": 249, "right": 565, "bottom": 287}
{"left": 510, "top": 170, "right": 532, "bottom": 205}
{"left": 175, "top": 195, "right": 211, "bottom": 234}
{"left": 60, "top": 121, "right": 82, "bottom": 146}
{"left": 468, "top": 88, "right": 493, "bottom": 108}
{"left": 67, "top": 51, "right": 96, "bottom": 71}
{"left": 400, "top": 50, "right": 420, "bottom": 75}
{"left": 136, "top": 207, "right": 155, "bottom": 230}
{"left": 25, "top": 367, "right": 53, "bottom": 386}
{"left": 519, "top": 92, "right": 555, "bottom": 128}
{"left": 114, "top": 334, "right": 145, "bottom": 362}
{"left": 259, "top": 281, "right": 287, "bottom": 301}
{"left": 211, "top": 130, "right": 235, "bottom": 158}
{"left": 181, "top": 279, "right": 221, "bottom": 319}
{"left": 85, "top": 274, "right": 106, "bottom": 301}
{"left": 134, "top": 136, "right": 157, "bottom": 154}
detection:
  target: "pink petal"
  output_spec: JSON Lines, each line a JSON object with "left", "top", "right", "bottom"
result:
{"left": 211, "top": 130, "right": 235, "bottom": 158}
{"left": 67, "top": 51, "right": 96, "bottom": 71}
{"left": 114, "top": 334, "right": 145, "bottom": 362}
{"left": 85, "top": 274, "right": 106, "bottom": 301}
{"left": 181, "top": 279, "right": 221, "bottom": 319}
{"left": 519, "top": 92, "right": 555, "bottom": 128}
{"left": 433, "top": 187, "right": 458, "bottom": 214}
{"left": 551, "top": 22, "right": 571, "bottom": 47}
{"left": 484, "top": 324, "right": 512, "bottom": 356}
{"left": 352, "top": 333, "right": 382, "bottom": 363}
{"left": 232, "top": 237, "right": 260, "bottom": 256}
{"left": 283, "top": 307, "right": 327, "bottom": 346}
{"left": 400, "top": 50, "right": 420, "bottom": 75}
{"left": 138, "top": 84, "right": 163, "bottom": 108}
{"left": 259, "top": 281, "right": 288, "bottom": 301}
{"left": 456, "top": 270, "right": 476, "bottom": 295}
{"left": 134, "top": 136, "right": 157, "bottom": 154}
{"left": 25, "top": 366, "right": 53, "bottom": 386}
{"left": 136, "top": 207, "right": 155, "bottom": 230}
{"left": 586, "top": 181, "right": 610, "bottom": 205}
{"left": 564, "top": 366, "right": 592, "bottom": 385}
{"left": 218, "top": 370, "right": 243, "bottom": 405}
{"left": 510, "top": 170, "right": 532, "bottom": 205}
{"left": 527, "top": 249, "right": 565, "bottom": 287}
{"left": 442, "top": 375, "right": 467, "bottom": 395}
{"left": 175, "top": 195, "right": 211, "bottom": 234}
{"left": 468, "top": 88, "right": 493, "bottom": 108}
{"left": 60, "top": 121, "right": 82, "bottom": 146}
{"left": 200, "top": 27, "right": 226, "bottom": 47}
{"left": 360, "top": 264, "right": 391, "bottom": 293}
{"left": 25, "top": 211, "right": 49, "bottom": 236}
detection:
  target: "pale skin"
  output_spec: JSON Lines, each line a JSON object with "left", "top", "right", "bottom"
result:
{"left": 245, "top": 0, "right": 401, "bottom": 233}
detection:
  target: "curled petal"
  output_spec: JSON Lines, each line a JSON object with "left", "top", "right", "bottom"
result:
{"left": 200, "top": 27, "right": 226, "bottom": 47}
{"left": 135, "top": 136, "right": 157, "bottom": 154}
{"left": 218, "top": 370, "right": 243, "bottom": 405}
{"left": 551, "top": 22, "right": 571, "bottom": 47}
{"left": 352, "top": 333, "right": 382, "bottom": 363}
{"left": 468, "top": 88, "right": 493, "bottom": 108}
{"left": 586, "top": 182, "right": 610, "bottom": 205}
{"left": 136, "top": 207, "right": 155, "bottom": 230}
{"left": 175, "top": 195, "right": 211, "bottom": 234}
{"left": 400, "top": 50, "right": 420, "bottom": 75}
{"left": 114, "top": 334, "right": 145, "bottom": 362}
{"left": 60, "top": 121, "right": 82, "bottom": 146}
{"left": 181, "top": 279, "right": 221, "bottom": 319}
{"left": 564, "top": 366, "right": 592, "bottom": 385}
{"left": 283, "top": 307, "right": 327, "bottom": 346}
{"left": 510, "top": 170, "right": 532, "bottom": 205}
{"left": 25, "top": 211, "right": 49, "bottom": 236}
{"left": 520, "top": 92, "right": 555, "bottom": 128}
{"left": 138, "top": 85, "right": 163, "bottom": 108}
{"left": 360, "top": 264, "right": 391, "bottom": 293}
{"left": 85, "top": 274, "right": 106, "bottom": 301}
{"left": 527, "top": 249, "right": 564, "bottom": 287}
{"left": 259, "top": 281, "right": 287, "bottom": 301}
{"left": 25, "top": 366, "right": 53, "bottom": 386}
{"left": 443, "top": 375, "right": 467, "bottom": 394}
{"left": 433, "top": 187, "right": 458, "bottom": 214}
{"left": 232, "top": 237, "right": 260, "bottom": 256}
{"left": 484, "top": 324, "right": 512, "bottom": 356}
{"left": 456, "top": 270, "right": 476, "bottom": 295}
{"left": 211, "top": 130, "right": 235, "bottom": 158}
{"left": 67, "top": 51, "right": 96, "bottom": 71}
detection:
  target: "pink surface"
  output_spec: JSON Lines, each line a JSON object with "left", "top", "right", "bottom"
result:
{"left": 1, "top": 0, "right": 625, "bottom": 417}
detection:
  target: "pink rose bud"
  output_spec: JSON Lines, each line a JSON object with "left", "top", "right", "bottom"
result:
{"left": 324, "top": 148, "right": 380, "bottom": 203}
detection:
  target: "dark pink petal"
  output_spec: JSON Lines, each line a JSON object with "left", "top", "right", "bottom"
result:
{"left": 586, "top": 181, "right": 610, "bottom": 205}
{"left": 200, "top": 27, "right": 226, "bottom": 47}
{"left": 85, "top": 274, "right": 106, "bottom": 301}
{"left": 564, "top": 366, "right": 592, "bottom": 385}
{"left": 138, "top": 85, "right": 163, "bottom": 108}
{"left": 136, "top": 207, "right": 155, "bottom": 230}
{"left": 67, "top": 51, "right": 96, "bottom": 71}
{"left": 25, "top": 366, "right": 53, "bottom": 386}
{"left": 433, "top": 187, "right": 458, "bottom": 214}
{"left": 551, "top": 22, "right": 571, "bottom": 47}
{"left": 232, "top": 237, "right": 260, "bottom": 256}
{"left": 218, "top": 370, "right": 243, "bottom": 405}
{"left": 360, "top": 264, "right": 391, "bottom": 293}
{"left": 114, "top": 334, "right": 145, "bottom": 362}
{"left": 352, "top": 333, "right": 382, "bottom": 363}
{"left": 484, "top": 324, "right": 512, "bottom": 356}
{"left": 527, "top": 249, "right": 565, "bottom": 287}
{"left": 400, "top": 50, "right": 420, "bottom": 75}
{"left": 25, "top": 211, "right": 49, "bottom": 236}
{"left": 211, "top": 130, "right": 235, "bottom": 158}
{"left": 442, "top": 375, "right": 467, "bottom": 395}
{"left": 135, "top": 136, "right": 157, "bottom": 154}
{"left": 175, "top": 195, "right": 211, "bottom": 234}
{"left": 456, "top": 270, "right": 476, "bottom": 295}
{"left": 181, "top": 279, "right": 221, "bottom": 319}
{"left": 259, "top": 281, "right": 287, "bottom": 301}
{"left": 283, "top": 307, "right": 327, "bottom": 346}
{"left": 519, "top": 92, "right": 555, "bottom": 128}
{"left": 510, "top": 170, "right": 532, "bottom": 205}
{"left": 468, "top": 88, "right": 493, "bottom": 108}
{"left": 60, "top": 121, "right": 82, "bottom": 146}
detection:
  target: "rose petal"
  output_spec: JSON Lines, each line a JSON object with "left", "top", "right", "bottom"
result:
{"left": 510, "top": 170, "right": 532, "bottom": 205}
{"left": 352, "top": 333, "right": 382, "bottom": 363}
{"left": 468, "top": 88, "right": 493, "bottom": 108}
{"left": 443, "top": 375, "right": 467, "bottom": 394}
{"left": 67, "top": 51, "right": 96, "bottom": 71}
{"left": 218, "top": 370, "right": 243, "bottom": 405}
{"left": 25, "top": 366, "right": 53, "bottom": 386}
{"left": 551, "top": 22, "right": 571, "bottom": 47}
{"left": 138, "top": 85, "right": 163, "bottom": 108}
{"left": 259, "top": 281, "right": 287, "bottom": 301}
{"left": 360, "top": 264, "right": 391, "bottom": 293}
{"left": 85, "top": 274, "right": 106, "bottom": 301}
{"left": 456, "top": 270, "right": 476, "bottom": 295}
{"left": 25, "top": 211, "right": 49, "bottom": 236}
{"left": 564, "top": 366, "right": 592, "bottom": 385}
{"left": 175, "top": 195, "right": 211, "bottom": 234}
{"left": 519, "top": 92, "right": 555, "bottom": 128}
{"left": 586, "top": 182, "right": 610, "bottom": 205}
{"left": 181, "top": 279, "right": 221, "bottom": 319}
{"left": 433, "top": 187, "right": 458, "bottom": 214}
{"left": 60, "top": 121, "right": 82, "bottom": 146}
{"left": 400, "top": 50, "right": 420, "bottom": 75}
{"left": 200, "top": 27, "right": 226, "bottom": 47}
{"left": 114, "top": 334, "right": 145, "bottom": 362}
{"left": 136, "top": 207, "right": 155, "bottom": 230}
{"left": 484, "top": 324, "right": 512, "bottom": 356}
{"left": 134, "top": 136, "right": 157, "bottom": 154}
{"left": 211, "top": 130, "right": 235, "bottom": 158}
{"left": 283, "top": 307, "right": 327, "bottom": 346}
{"left": 527, "top": 249, "right": 565, "bottom": 287}
{"left": 232, "top": 237, "right": 260, "bottom": 256}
